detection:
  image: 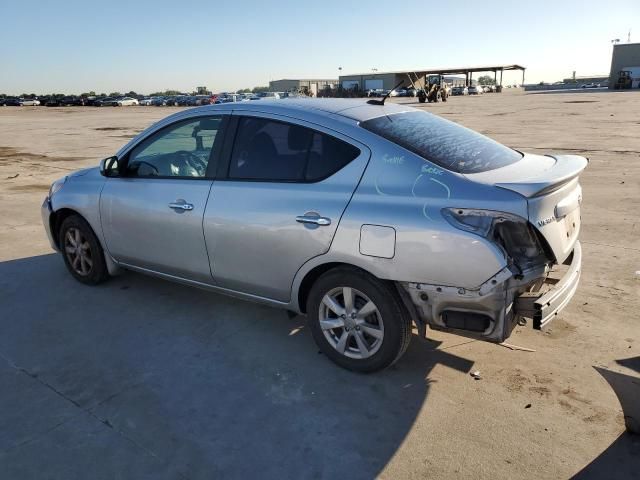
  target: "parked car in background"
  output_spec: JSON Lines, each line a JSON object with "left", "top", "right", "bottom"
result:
{"left": 83, "top": 96, "right": 101, "bottom": 106}
{"left": 175, "top": 96, "right": 191, "bottom": 106}
{"left": 165, "top": 96, "right": 188, "bottom": 106}
{"left": 115, "top": 97, "right": 139, "bottom": 106}
{"left": 60, "top": 96, "right": 86, "bottom": 106}
{"left": 451, "top": 86, "right": 468, "bottom": 96}
{"left": 3, "top": 97, "right": 22, "bottom": 106}
{"left": 44, "top": 97, "right": 62, "bottom": 107}
{"left": 215, "top": 93, "right": 245, "bottom": 103}
{"left": 194, "top": 95, "right": 215, "bottom": 105}
{"left": 389, "top": 88, "right": 407, "bottom": 97}
{"left": 20, "top": 98, "right": 41, "bottom": 106}
{"left": 95, "top": 97, "right": 116, "bottom": 107}
{"left": 256, "top": 92, "right": 282, "bottom": 99}
{"left": 151, "top": 97, "right": 167, "bottom": 106}
{"left": 467, "top": 85, "right": 482, "bottom": 95}
{"left": 139, "top": 97, "right": 153, "bottom": 106}
{"left": 42, "top": 99, "right": 586, "bottom": 372}
{"left": 405, "top": 87, "right": 419, "bottom": 97}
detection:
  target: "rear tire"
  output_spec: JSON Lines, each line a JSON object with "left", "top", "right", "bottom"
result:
{"left": 58, "top": 215, "right": 110, "bottom": 285}
{"left": 307, "top": 267, "right": 412, "bottom": 372}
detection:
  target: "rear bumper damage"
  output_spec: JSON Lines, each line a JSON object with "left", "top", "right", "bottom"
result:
{"left": 399, "top": 241, "right": 582, "bottom": 342}
{"left": 514, "top": 241, "right": 581, "bottom": 329}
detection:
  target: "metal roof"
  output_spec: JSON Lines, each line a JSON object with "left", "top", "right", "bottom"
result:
{"left": 341, "top": 64, "right": 526, "bottom": 77}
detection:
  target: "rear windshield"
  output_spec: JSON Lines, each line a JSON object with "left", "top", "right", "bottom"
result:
{"left": 361, "top": 111, "right": 522, "bottom": 173}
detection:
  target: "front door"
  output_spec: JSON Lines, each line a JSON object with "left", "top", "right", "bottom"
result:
{"left": 100, "top": 115, "right": 226, "bottom": 283}
{"left": 203, "top": 114, "right": 370, "bottom": 302}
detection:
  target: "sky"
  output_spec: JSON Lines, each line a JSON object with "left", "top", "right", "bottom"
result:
{"left": 1, "top": 0, "right": 638, "bottom": 95}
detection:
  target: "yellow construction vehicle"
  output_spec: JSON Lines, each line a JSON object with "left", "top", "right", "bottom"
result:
{"left": 417, "top": 75, "right": 448, "bottom": 103}
{"left": 614, "top": 70, "right": 633, "bottom": 90}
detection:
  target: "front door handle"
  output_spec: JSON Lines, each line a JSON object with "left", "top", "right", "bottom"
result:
{"left": 296, "top": 214, "right": 331, "bottom": 226}
{"left": 168, "top": 201, "right": 194, "bottom": 211}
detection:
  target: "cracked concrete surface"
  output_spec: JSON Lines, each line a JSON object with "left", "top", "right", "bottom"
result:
{"left": 0, "top": 91, "right": 639, "bottom": 479}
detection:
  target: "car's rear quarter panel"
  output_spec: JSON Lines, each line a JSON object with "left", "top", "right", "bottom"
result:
{"left": 325, "top": 140, "right": 528, "bottom": 289}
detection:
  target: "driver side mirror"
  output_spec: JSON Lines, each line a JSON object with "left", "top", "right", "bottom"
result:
{"left": 100, "top": 156, "right": 120, "bottom": 177}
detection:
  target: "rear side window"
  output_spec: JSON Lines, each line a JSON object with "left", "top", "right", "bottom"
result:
{"left": 229, "top": 117, "right": 360, "bottom": 182}
{"left": 305, "top": 133, "right": 360, "bottom": 181}
{"left": 361, "top": 111, "right": 522, "bottom": 173}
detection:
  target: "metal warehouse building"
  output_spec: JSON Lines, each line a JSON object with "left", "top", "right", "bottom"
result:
{"left": 609, "top": 43, "right": 640, "bottom": 89}
{"left": 339, "top": 64, "right": 526, "bottom": 91}
{"left": 268, "top": 79, "right": 337, "bottom": 96}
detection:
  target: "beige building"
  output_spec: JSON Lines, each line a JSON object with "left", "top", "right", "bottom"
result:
{"left": 268, "top": 79, "right": 338, "bottom": 96}
{"left": 609, "top": 43, "right": 640, "bottom": 89}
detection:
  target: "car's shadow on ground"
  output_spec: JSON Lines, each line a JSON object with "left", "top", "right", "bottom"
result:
{"left": 0, "top": 253, "right": 474, "bottom": 479}
{"left": 571, "top": 432, "right": 640, "bottom": 479}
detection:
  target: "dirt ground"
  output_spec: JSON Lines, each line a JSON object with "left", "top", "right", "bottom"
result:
{"left": 0, "top": 90, "right": 638, "bottom": 479}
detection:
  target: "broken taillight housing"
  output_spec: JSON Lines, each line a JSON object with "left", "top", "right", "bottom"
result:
{"left": 441, "top": 208, "right": 547, "bottom": 268}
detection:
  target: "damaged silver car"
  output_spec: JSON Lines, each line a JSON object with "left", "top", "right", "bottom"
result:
{"left": 42, "top": 99, "right": 585, "bottom": 372}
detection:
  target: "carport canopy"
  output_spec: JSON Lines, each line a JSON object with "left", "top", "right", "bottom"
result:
{"left": 402, "top": 64, "right": 526, "bottom": 88}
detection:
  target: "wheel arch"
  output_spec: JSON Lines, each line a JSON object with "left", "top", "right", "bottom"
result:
{"left": 50, "top": 207, "right": 81, "bottom": 250}
{"left": 296, "top": 261, "right": 382, "bottom": 314}
{"left": 50, "top": 207, "right": 122, "bottom": 276}
{"left": 294, "top": 260, "right": 425, "bottom": 337}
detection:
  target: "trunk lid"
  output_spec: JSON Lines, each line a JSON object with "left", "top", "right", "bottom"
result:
{"left": 465, "top": 153, "right": 588, "bottom": 263}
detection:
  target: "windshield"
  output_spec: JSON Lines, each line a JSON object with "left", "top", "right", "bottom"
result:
{"left": 361, "top": 111, "right": 522, "bottom": 173}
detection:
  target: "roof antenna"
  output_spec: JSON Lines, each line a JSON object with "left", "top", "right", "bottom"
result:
{"left": 367, "top": 80, "right": 405, "bottom": 106}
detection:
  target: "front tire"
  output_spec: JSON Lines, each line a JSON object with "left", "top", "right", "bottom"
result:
{"left": 58, "top": 215, "right": 110, "bottom": 285}
{"left": 307, "top": 267, "right": 412, "bottom": 372}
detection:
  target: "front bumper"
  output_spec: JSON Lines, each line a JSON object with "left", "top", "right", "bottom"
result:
{"left": 515, "top": 241, "right": 582, "bottom": 329}
{"left": 41, "top": 197, "right": 58, "bottom": 251}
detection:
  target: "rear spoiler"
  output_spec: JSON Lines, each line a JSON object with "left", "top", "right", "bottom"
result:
{"left": 495, "top": 155, "right": 589, "bottom": 198}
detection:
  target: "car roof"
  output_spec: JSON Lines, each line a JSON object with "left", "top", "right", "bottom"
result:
{"left": 190, "top": 98, "right": 415, "bottom": 123}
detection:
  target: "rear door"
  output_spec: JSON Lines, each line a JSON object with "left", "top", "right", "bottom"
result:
{"left": 203, "top": 113, "right": 370, "bottom": 302}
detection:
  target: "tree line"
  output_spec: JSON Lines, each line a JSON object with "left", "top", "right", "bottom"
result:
{"left": 0, "top": 86, "right": 272, "bottom": 98}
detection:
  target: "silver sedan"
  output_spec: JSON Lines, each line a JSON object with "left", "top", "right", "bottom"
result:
{"left": 42, "top": 99, "right": 586, "bottom": 372}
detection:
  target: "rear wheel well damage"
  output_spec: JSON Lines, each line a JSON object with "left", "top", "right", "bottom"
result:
{"left": 297, "top": 262, "right": 350, "bottom": 314}
{"left": 296, "top": 262, "right": 424, "bottom": 336}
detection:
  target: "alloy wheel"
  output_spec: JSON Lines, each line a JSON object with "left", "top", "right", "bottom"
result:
{"left": 318, "top": 286, "right": 384, "bottom": 359}
{"left": 63, "top": 227, "right": 93, "bottom": 276}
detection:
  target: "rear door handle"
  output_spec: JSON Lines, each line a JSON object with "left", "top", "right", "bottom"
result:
{"left": 168, "top": 201, "right": 194, "bottom": 211}
{"left": 296, "top": 214, "right": 331, "bottom": 226}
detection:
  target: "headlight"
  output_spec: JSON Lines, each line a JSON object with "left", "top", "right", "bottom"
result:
{"left": 48, "top": 177, "right": 66, "bottom": 198}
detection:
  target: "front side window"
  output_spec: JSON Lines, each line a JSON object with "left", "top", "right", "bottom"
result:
{"left": 229, "top": 117, "right": 360, "bottom": 182}
{"left": 126, "top": 116, "right": 222, "bottom": 178}
{"left": 361, "top": 111, "right": 522, "bottom": 173}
